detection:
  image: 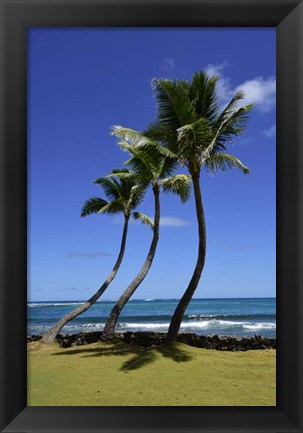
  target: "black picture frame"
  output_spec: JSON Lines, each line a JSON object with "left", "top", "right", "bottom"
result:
{"left": 1, "top": 0, "right": 302, "bottom": 432}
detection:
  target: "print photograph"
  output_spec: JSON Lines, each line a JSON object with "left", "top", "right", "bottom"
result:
{"left": 27, "top": 27, "right": 276, "bottom": 407}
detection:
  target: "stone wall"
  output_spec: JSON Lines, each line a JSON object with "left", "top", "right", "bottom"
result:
{"left": 27, "top": 331, "right": 276, "bottom": 350}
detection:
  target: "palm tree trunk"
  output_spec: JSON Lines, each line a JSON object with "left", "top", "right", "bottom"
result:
{"left": 41, "top": 215, "right": 130, "bottom": 343}
{"left": 166, "top": 172, "right": 206, "bottom": 342}
{"left": 101, "top": 184, "right": 160, "bottom": 340}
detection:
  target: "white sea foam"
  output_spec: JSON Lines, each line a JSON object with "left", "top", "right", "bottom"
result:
{"left": 243, "top": 323, "right": 276, "bottom": 330}
{"left": 28, "top": 302, "right": 84, "bottom": 308}
{"left": 118, "top": 323, "right": 169, "bottom": 330}
{"left": 28, "top": 319, "right": 276, "bottom": 335}
{"left": 116, "top": 319, "right": 276, "bottom": 331}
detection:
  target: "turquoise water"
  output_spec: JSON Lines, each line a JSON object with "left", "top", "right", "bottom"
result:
{"left": 27, "top": 297, "right": 276, "bottom": 338}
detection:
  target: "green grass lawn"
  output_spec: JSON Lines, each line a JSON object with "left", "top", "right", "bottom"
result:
{"left": 27, "top": 341, "right": 276, "bottom": 406}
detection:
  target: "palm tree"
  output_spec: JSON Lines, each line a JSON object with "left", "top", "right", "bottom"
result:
{"left": 42, "top": 169, "right": 149, "bottom": 343}
{"left": 101, "top": 126, "right": 191, "bottom": 340}
{"left": 151, "top": 71, "right": 253, "bottom": 342}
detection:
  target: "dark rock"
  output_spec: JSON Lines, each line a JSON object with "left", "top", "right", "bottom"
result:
{"left": 27, "top": 331, "right": 276, "bottom": 351}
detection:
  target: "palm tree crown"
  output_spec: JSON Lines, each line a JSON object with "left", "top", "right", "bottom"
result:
{"left": 81, "top": 169, "right": 147, "bottom": 220}
{"left": 151, "top": 71, "right": 251, "bottom": 177}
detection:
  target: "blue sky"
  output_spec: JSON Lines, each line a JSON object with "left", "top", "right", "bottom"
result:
{"left": 28, "top": 28, "right": 276, "bottom": 301}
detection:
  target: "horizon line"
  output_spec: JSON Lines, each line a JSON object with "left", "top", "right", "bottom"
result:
{"left": 28, "top": 296, "right": 276, "bottom": 303}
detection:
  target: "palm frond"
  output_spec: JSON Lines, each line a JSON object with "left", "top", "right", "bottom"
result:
{"left": 142, "top": 120, "right": 167, "bottom": 141}
{"left": 189, "top": 71, "right": 219, "bottom": 122}
{"left": 176, "top": 117, "right": 212, "bottom": 167}
{"left": 80, "top": 197, "right": 109, "bottom": 217}
{"left": 128, "top": 184, "right": 147, "bottom": 210}
{"left": 105, "top": 169, "right": 148, "bottom": 206}
{"left": 124, "top": 154, "right": 155, "bottom": 182}
{"left": 144, "top": 119, "right": 179, "bottom": 154}
{"left": 160, "top": 174, "right": 192, "bottom": 203}
{"left": 158, "top": 157, "right": 179, "bottom": 179}
{"left": 217, "top": 91, "right": 245, "bottom": 121}
{"left": 111, "top": 126, "right": 154, "bottom": 149}
{"left": 114, "top": 126, "right": 176, "bottom": 160}
{"left": 93, "top": 177, "right": 121, "bottom": 200}
{"left": 203, "top": 153, "right": 249, "bottom": 175}
{"left": 106, "top": 168, "right": 135, "bottom": 181}
{"left": 199, "top": 103, "right": 252, "bottom": 164}
{"left": 97, "top": 197, "right": 125, "bottom": 214}
{"left": 117, "top": 140, "right": 136, "bottom": 155}
{"left": 152, "top": 78, "right": 196, "bottom": 130}
{"left": 132, "top": 212, "right": 154, "bottom": 230}
{"left": 111, "top": 168, "right": 130, "bottom": 174}
{"left": 215, "top": 104, "right": 254, "bottom": 144}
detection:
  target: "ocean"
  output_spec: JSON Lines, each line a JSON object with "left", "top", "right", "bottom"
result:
{"left": 27, "top": 297, "right": 276, "bottom": 338}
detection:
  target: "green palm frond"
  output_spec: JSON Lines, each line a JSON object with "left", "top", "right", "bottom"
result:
{"left": 111, "top": 168, "right": 130, "bottom": 174}
{"left": 217, "top": 91, "right": 245, "bottom": 120}
{"left": 81, "top": 197, "right": 109, "bottom": 217}
{"left": 106, "top": 168, "right": 136, "bottom": 182}
{"left": 158, "top": 157, "right": 178, "bottom": 179}
{"left": 160, "top": 174, "right": 192, "bottom": 203}
{"left": 204, "top": 153, "right": 249, "bottom": 175}
{"left": 152, "top": 78, "right": 196, "bottom": 130}
{"left": 105, "top": 169, "right": 147, "bottom": 207}
{"left": 215, "top": 103, "right": 254, "bottom": 144}
{"left": 144, "top": 119, "right": 179, "bottom": 155}
{"left": 176, "top": 117, "right": 212, "bottom": 167}
{"left": 124, "top": 154, "right": 155, "bottom": 182}
{"left": 132, "top": 212, "right": 154, "bottom": 230}
{"left": 128, "top": 184, "right": 147, "bottom": 210}
{"left": 93, "top": 177, "right": 121, "bottom": 200}
{"left": 111, "top": 126, "right": 154, "bottom": 149}
{"left": 142, "top": 120, "right": 167, "bottom": 141}
{"left": 114, "top": 126, "right": 176, "bottom": 160}
{"left": 199, "top": 103, "right": 252, "bottom": 164}
{"left": 97, "top": 197, "right": 125, "bottom": 214}
{"left": 189, "top": 71, "right": 219, "bottom": 122}
{"left": 116, "top": 140, "right": 136, "bottom": 155}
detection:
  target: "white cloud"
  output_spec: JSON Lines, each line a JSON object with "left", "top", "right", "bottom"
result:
{"left": 205, "top": 61, "right": 232, "bottom": 101}
{"left": 205, "top": 62, "right": 276, "bottom": 113}
{"left": 160, "top": 216, "right": 191, "bottom": 227}
{"left": 205, "top": 61, "right": 228, "bottom": 76}
{"left": 263, "top": 125, "right": 276, "bottom": 138}
{"left": 235, "top": 77, "right": 276, "bottom": 113}
{"left": 161, "top": 58, "right": 175, "bottom": 73}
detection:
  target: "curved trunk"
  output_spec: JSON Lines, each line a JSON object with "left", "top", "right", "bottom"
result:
{"left": 101, "top": 185, "right": 160, "bottom": 340}
{"left": 41, "top": 215, "right": 130, "bottom": 343}
{"left": 167, "top": 172, "right": 206, "bottom": 342}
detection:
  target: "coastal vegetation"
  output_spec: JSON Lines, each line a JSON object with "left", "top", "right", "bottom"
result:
{"left": 101, "top": 128, "right": 191, "bottom": 339}
{"left": 41, "top": 70, "right": 252, "bottom": 343}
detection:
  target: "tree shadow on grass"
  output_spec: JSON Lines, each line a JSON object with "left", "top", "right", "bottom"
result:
{"left": 120, "top": 343, "right": 193, "bottom": 372}
{"left": 157, "top": 343, "right": 193, "bottom": 363}
{"left": 51, "top": 341, "right": 133, "bottom": 358}
{"left": 51, "top": 341, "right": 193, "bottom": 371}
